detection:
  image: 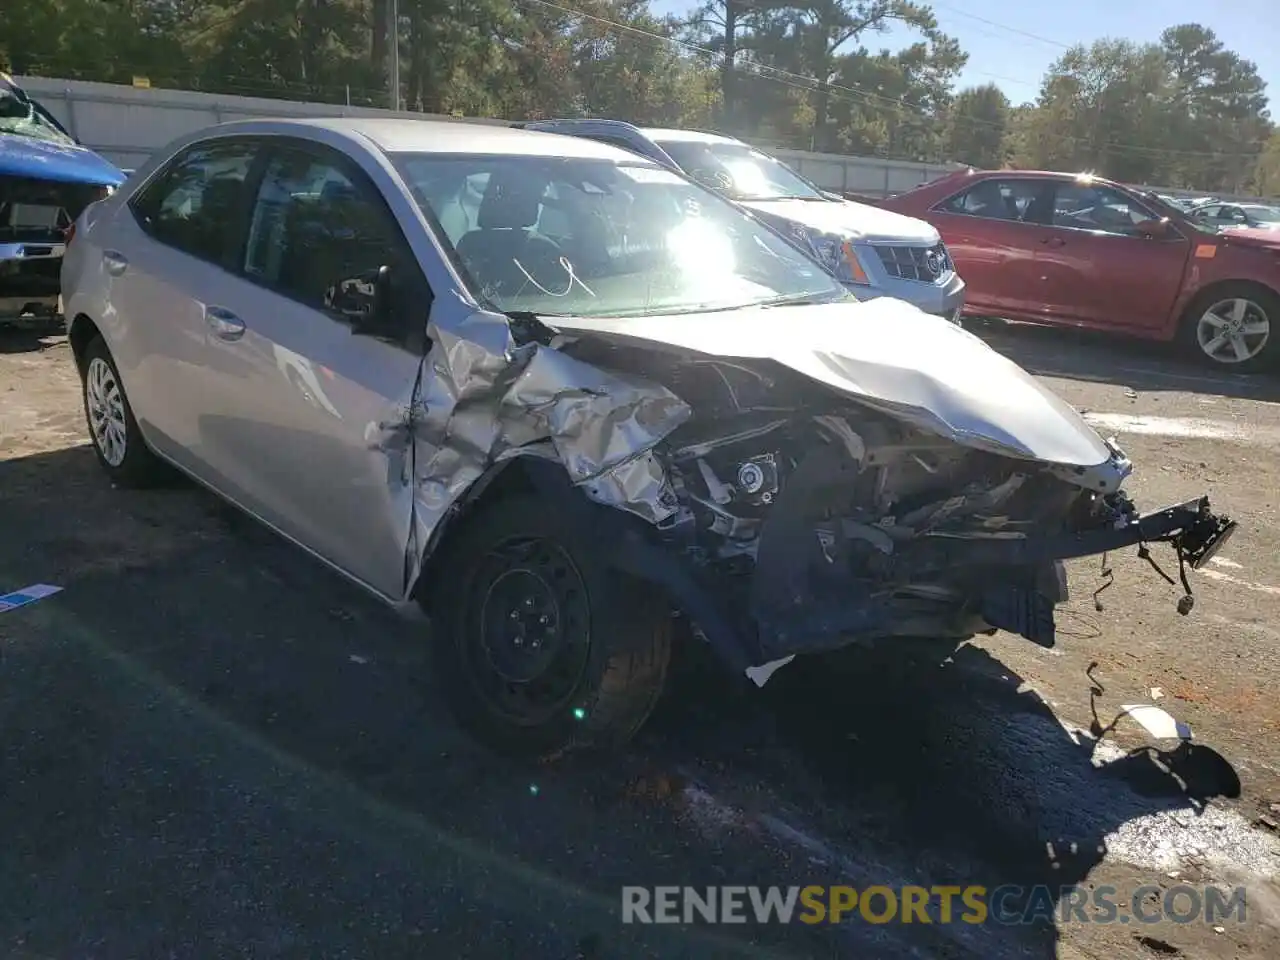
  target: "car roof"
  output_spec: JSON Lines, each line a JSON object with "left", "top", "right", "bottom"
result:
{"left": 638, "top": 127, "right": 746, "bottom": 146}
{"left": 198, "top": 116, "right": 662, "bottom": 163}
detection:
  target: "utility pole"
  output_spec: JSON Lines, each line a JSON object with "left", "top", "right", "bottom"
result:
{"left": 387, "top": 0, "right": 400, "bottom": 111}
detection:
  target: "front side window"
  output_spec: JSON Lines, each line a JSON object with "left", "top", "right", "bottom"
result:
{"left": 1050, "top": 182, "right": 1159, "bottom": 237}
{"left": 935, "top": 178, "right": 1048, "bottom": 222}
{"left": 243, "top": 149, "right": 417, "bottom": 318}
{"left": 654, "top": 140, "right": 826, "bottom": 202}
{"left": 132, "top": 141, "right": 255, "bottom": 264}
{"left": 397, "top": 154, "right": 848, "bottom": 319}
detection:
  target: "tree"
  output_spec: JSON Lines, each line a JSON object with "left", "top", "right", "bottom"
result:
{"left": 944, "top": 83, "right": 1008, "bottom": 167}
{"left": 1253, "top": 131, "right": 1280, "bottom": 198}
{"left": 1010, "top": 39, "right": 1171, "bottom": 183}
{"left": 1007, "top": 24, "right": 1271, "bottom": 191}
{"left": 1158, "top": 23, "right": 1271, "bottom": 191}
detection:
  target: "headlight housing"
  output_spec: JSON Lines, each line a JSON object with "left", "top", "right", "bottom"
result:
{"left": 804, "top": 230, "right": 871, "bottom": 285}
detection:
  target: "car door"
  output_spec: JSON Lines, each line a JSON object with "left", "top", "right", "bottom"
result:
{"left": 1031, "top": 181, "right": 1189, "bottom": 333}
{"left": 188, "top": 140, "right": 434, "bottom": 598}
{"left": 927, "top": 176, "right": 1053, "bottom": 315}
{"left": 100, "top": 138, "right": 261, "bottom": 475}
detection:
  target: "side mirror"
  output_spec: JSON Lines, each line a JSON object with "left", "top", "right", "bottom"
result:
{"left": 325, "top": 265, "right": 396, "bottom": 336}
{"left": 1136, "top": 218, "right": 1177, "bottom": 240}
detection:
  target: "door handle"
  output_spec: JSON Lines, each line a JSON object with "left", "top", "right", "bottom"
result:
{"left": 204, "top": 305, "right": 246, "bottom": 341}
{"left": 102, "top": 250, "right": 129, "bottom": 275}
{"left": 1040, "top": 237, "right": 1067, "bottom": 247}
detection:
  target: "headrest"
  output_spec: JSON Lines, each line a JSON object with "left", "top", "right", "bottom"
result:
{"left": 477, "top": 177, "right": 541, "bottom": 230}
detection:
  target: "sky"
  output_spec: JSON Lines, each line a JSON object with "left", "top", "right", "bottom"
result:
{"left": 650, "top": 0, "right": 1280, "bottom": 109}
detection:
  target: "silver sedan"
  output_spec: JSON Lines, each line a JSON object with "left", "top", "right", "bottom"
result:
{"left": 61, "top": 117, "right": 1234, "bottom": 758}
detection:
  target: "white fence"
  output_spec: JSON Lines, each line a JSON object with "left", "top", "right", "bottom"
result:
{"left": 14, "top": 75, "right": 507, "bottom": 171}
{"left": 14, "top": 75, "right": 961, "bottom": 196}
{"left": 23, "top": 76, "right": 1263, "bottom": 203}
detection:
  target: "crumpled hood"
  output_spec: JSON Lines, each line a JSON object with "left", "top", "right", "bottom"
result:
{"left": 547, "top": 297, "right": 1112, "bottom": 467}
{"left": 742, "top": 196, "right": 940, "bottom": 245}
{"left": 0, "top": 134, "right": 125, "bottom": 186}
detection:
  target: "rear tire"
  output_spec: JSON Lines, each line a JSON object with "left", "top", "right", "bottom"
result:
{"left": 80, "top": 336, "right": 171, "bottom": 487}
{"left": 1178, "top": 282, "right": 1280, "bottom": 372}
{"left": 428, "top": 493, "right": 672, "bottom": 758}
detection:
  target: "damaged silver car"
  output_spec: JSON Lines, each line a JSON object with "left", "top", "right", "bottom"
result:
{"left": 61, "top": 118, "right": 1236, "bottom": 756}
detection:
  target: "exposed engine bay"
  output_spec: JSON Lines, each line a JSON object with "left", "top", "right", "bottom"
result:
{"left": 1, "top": 176, "right": 103, "bottom": 317}
{"left": 546, "top": 332, "right": 1236, "bottom": 668}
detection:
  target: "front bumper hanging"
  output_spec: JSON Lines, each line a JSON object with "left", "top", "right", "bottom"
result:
{"left": 977, "top": 496, "right": 1236, "bottom": 648}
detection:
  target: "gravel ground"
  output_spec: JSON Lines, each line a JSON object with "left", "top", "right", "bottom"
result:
{"left": 2, "top": 316, "right": 1280, "bottom": 959}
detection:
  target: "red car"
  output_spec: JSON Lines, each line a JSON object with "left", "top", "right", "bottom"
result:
{"left": 880, "top": 169, "right": 1280, "bottom": 371}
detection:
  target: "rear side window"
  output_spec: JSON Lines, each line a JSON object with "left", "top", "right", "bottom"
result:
{"left": 934, "top": 178, "right": 1050, "bottom": 222}
{"left": 130, "top": 141, "right": 255, "bottom": 264}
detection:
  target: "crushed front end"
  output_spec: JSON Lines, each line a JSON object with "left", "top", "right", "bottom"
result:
{"left": 554, "top": 344, "right": 1237, "bottom": 671}
{"left": 0, "top": 176, "right": 108, "bottom": 319}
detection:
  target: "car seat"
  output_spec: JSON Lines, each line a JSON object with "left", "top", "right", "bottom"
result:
{"left": 453, "top": 174, "right": 565, "bottom": 297}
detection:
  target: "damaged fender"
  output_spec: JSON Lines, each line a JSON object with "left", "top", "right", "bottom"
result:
{"left": 400, "top": 302, "right": 691, "bottom": 597}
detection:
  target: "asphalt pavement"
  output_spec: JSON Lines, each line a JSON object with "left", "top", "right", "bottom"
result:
{"left": 2, "top": 317, "right": 1279, "bottom": 959}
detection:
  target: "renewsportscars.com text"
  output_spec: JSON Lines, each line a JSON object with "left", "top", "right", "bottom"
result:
{"left": 621, "top": 884, "right": 1247, "bottom": 926}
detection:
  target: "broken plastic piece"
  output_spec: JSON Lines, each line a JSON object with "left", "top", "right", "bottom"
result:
{"left": 745, "top": 655, "right": 795, "bottom": 688}
{"left": 1118, "top": 704, "right": 1193, "bottom": 741}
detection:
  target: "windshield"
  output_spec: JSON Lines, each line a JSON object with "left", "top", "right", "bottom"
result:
{"left": 652, "top": 140, "right": 827, "bottom": 202}
{"left": 0, "top": 80, "right": 76, "bottom": 145}
{"left": 396, "top": 154, "right": 849, "bottom": 319}
{"left": 1242, "top": 205, "right": 1280, "bottom": 223}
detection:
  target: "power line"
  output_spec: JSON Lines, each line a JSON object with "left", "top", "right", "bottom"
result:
{"left": 930, "top": 3, "right": 1073, "bottom": 50}
{"left": 518, "top": 0, "right": 1265, "bottom": 160}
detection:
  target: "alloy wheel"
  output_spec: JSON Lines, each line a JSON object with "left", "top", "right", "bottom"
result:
{"left": 85, "top": 356, "right": 128, "bottom": 466}
{"left": 1196, "top": 297, "right": 1270, "bottom": 364}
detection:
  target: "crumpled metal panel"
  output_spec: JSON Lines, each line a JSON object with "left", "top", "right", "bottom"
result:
{"left": 402, "top": 303, "right": 692, "bottom": 594}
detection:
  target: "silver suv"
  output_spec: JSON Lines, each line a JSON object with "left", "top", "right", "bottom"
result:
{"left": 518, "top": 119, "right": 966, "bottom": 321}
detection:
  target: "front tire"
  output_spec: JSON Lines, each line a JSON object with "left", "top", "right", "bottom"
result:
{"left": 429, "top": 494, "right": 672, "bottom": 758}
{"left": 1179, "top": 283, "right": 1280, "bottom": 372}
{"left": 80, "top": 336, "right": 170, "bottom": 487}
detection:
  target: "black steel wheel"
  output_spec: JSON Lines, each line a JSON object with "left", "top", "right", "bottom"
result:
{"left": 430, "top": 493, "right": 671, "bottom": 757}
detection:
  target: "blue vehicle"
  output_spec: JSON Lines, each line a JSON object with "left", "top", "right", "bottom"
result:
{"left": 1, "top": 73, "right": 125, "bottom": 319}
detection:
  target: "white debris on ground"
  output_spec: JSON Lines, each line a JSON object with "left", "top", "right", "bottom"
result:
{"left": 1056, "top": 720, "right": 1280, "bottom": 880}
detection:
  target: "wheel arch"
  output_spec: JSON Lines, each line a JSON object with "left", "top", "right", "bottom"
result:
{"left": 410, "top": 453, "right": 564, "bottom": 612}
{"left": 68, "top": 313, "right": 103, "bottom": 373}
{"left": 1185, "top": 277, "right": 1280, "bottom": 314}
{"left": 410, "top": 452, "right": 756, "bottom": 673}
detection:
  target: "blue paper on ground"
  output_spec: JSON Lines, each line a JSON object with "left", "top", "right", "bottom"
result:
{"left": 0, "top": 584, "right": 63, "bottom": 613}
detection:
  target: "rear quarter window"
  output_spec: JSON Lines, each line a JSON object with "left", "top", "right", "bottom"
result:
{"left": 130, "top": 140, "right": 257, "bottom": 265}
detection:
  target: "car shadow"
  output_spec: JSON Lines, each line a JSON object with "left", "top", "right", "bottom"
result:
{"left": 638, "top": 620, "right": 1248, "bottom": 956}
{"left": 0, "top": 315, "right": 66, "bottom": 355}
{"left": 0, "top": 443, "right": 1254, "bottom": 959}
{"left": 969, "top": 317, "right": 1280, "bottom": 403}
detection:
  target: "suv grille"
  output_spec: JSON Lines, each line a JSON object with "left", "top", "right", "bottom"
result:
{"left": 873, "top": 242, "right": 952, "bottom": 283}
